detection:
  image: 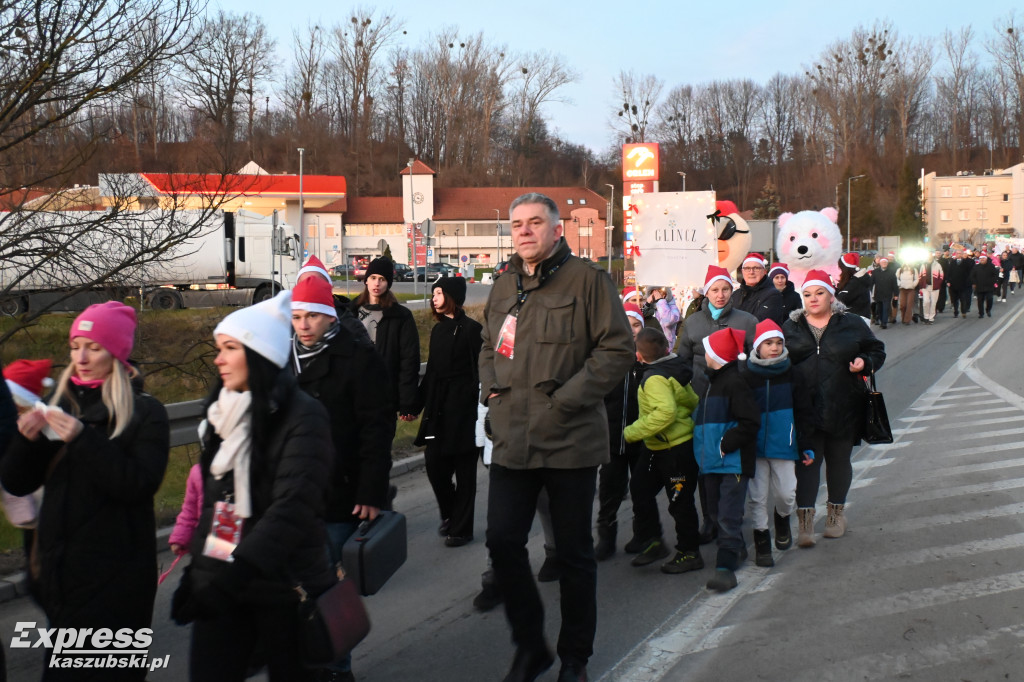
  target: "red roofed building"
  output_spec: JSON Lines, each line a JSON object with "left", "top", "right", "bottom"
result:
{"left": 308, "top": 160, "right": 611, "bottom": 273}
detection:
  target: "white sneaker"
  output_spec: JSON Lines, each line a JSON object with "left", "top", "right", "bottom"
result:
{"left": 1001, "top": 298, "right": 1007, "bottom": 302}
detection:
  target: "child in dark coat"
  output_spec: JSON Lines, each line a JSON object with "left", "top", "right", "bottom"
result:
{"left": 693, "top": 327, "right": 761, "bottom": 592}
{"left": 742, "top": 320, "right": 813, "bottom": 568}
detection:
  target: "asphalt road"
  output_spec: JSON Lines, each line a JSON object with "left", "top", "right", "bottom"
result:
{"left": 3, "top": 294, "right": 1024, "bottom": 681}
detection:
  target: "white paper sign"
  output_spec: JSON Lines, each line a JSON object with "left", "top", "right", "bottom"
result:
{"left": 632, "top": 191, "right": 718, "bottom": 290}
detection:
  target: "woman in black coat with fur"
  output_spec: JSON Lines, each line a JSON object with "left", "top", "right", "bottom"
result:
{"left": 783, "top": 271, "right": 885, "bottom": 549}
{"left": 414, "top": 276, "right": 483, "bottom": 546}
{"left": 172, "top": 293, "right": 336, "bottom": 682}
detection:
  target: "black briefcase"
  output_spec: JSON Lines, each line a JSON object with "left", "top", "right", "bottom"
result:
{"left": 341, "top": 511, "right": 407, "bottom": 596}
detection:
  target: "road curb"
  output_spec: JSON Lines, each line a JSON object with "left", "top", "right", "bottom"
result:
{"left": 0, "top": 452, "right": 427, "bottom": 605}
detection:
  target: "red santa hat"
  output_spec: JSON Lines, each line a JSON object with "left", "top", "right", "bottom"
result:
{"left": 801, "top": 269, "right": 836, "bottom": 295}
{"left": 298, "top": 255, "right": 331, "bottom": 283}
{"left": 4, "top": 359, "right": 54, "bottom": 407}
{"left": 703, "top": 328, "right": 747, "bottom": 365}
{"left": 704, "top": 265, "right": 734, "bottom": 291}
{"left": 840, "top": 253, "right": 860, "bottom": 270}
{"left": 621, "top": 286, "right": 642, "bottom": 303}
{"left": 623, "top": 303, "right": 644, "bottom": 326}
{"left": 290, "top": 275, "right": 338, "bottom": 318}
{"left": 767, "top": 262, "right": 789, "bottom": 280}
{"left": 716, "top": 200, "right": 739, "bottom": 216}
{"left": 742, "top": 253, "right": 767, "bottom": 268}
{"left": 753, "top": 319, "right": 784, "bottom": 354}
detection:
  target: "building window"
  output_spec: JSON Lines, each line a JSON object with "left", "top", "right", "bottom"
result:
{"left": 978, "top": 209, "right": 988, "bottom": 220}
{"left": 325, "top": 226, "right": 336, "bottom": 238}
{"left": 941, "top": 186, "right": 952, "bottom": 198}
{"left": 958, "top": 209, "right": 969, "bottom": 221}
{"left": 579, "top": 199, "right": 587, "bottom": 205}
{"left": 1003, "top": 215, "right": 1010, "bottom": 224}
{"left": 1004, "top": 194, "right": 1010, "bottom": 202}
{"left": 566, "top": 199, "right": 574, "bottom": 205}
{"left": 940, "top": 210, "right": 952, "bottom": 221}
{"left": 960, "top": 186, "right": 971, "bottom": 197}
{"left": 977, "top": 186, "right": 987, "bottom": 197}
{"left": 308, "top": 224, "right": 318, "bottom": 237}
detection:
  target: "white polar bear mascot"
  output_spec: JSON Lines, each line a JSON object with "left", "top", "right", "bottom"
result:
{"left": 775, "top": 207, "right": 843, "bottom": 284}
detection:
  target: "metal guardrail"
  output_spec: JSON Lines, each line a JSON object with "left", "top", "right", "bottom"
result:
{"left": 165, "top": 362, "right": 429, "bottom": 448}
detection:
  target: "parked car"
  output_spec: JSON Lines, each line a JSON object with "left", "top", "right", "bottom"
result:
{"left": 412, "top": 263, "right": 457, "bottom": 282}
{"left": 493, "top": 261, "right": 511, "bottom": 279}
{"left": 393, "top": 263, "right": 413, "bottom": 281}
{"left": 331, "top": 264, "right": 357, "bottom": 278}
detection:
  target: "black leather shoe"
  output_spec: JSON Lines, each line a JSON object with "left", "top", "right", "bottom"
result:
{"left": 557, "top": 661, "right": 589, "bottom": 682}
{"left": 502, "top": 646, "right": 554, "bottom": 682}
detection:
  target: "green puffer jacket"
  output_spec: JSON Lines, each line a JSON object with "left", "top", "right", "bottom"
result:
{"left": 623, "top": 353, "right": 699, "bottom": 451}
{"left": 480, "top": 238, "right": 635, "bottom": 469}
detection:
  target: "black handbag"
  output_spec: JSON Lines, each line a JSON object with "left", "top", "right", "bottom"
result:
{"left": 862, "top": 370, "right": 893, "bottom": 444}
{"left": 298, "top": 575, "right": 371, "bottom": 667}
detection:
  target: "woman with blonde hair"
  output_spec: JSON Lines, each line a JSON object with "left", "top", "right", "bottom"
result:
{"left": 0, "top": 302, "right": 169, "bottom": 681}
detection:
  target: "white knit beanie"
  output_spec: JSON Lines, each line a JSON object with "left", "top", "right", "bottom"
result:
{"left": 213, "top": 291, "right": 293, "bottom": 368}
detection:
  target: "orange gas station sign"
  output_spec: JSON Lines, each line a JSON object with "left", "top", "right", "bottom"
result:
{"left": 622, "top": 143, "right": 659, "bottom": 181}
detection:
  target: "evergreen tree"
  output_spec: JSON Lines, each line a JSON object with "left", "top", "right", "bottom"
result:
{"left": 752, "top": 179, "right": 781, "bottom": 219}
{"left": 892, "top": 160, "right": 924, "bottom": 240}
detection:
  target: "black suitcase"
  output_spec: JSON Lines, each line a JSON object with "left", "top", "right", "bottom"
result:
{"left": 341, "top": 511, "right": 407, "bottom": 596}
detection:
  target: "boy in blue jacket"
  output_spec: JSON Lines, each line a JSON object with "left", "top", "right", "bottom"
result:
{"left": 693, "top": 328, "right": 761, "bottom": 592}
{"left": 623, "top": 328, "right": 702, "bottom": 574}
{"left": 742, "top": 319, "right": 813, "bottom": 568}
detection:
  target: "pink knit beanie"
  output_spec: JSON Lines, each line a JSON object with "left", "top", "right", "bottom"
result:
{"left": 70, "top": 302, "right": 137, "bottom": 367}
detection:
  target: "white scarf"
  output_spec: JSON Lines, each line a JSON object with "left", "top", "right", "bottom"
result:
{"left": 207, "top": 388, "right": 254, "bottom": 518}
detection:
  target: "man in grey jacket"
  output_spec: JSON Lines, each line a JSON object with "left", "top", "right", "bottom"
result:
{"left": 480, "top": 193, "right": 634, "bottom": 682}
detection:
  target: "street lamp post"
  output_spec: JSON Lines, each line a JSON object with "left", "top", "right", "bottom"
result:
{"left": 455, "top": 227, "right": 460, "bottom": 272}
{"left": 408, "top": 158, "right": 416, "bottom": 297}
{"left": 298, "top": 147, "right": 305, "bottom": 259}
{"left": 605, "top": 183, "right": 615, "bottom": 274}
{"left": 846, "top": 174, "right": 867, "bottom": 252}
{"left": 677, "top": 171, "right": 686, "bottom": 191}
{"left": 494, "top": 209, "right": 501, "bottom": 264}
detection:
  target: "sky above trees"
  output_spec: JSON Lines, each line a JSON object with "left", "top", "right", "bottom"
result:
{"left": 217, "top": 0, "right": 1023, "bottom": 152}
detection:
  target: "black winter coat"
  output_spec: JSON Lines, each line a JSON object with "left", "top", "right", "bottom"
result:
{"left": 415, "top": 311, "right": 483, "bottom": 453}
{"left": 179, "top": 380, "right": 336, "bottom": 621}
{"left": 970, "top": 261, "right": 1000, "bottom": 291}
{"left": 783, "top": 305, "right": 886, "bottom": 445}
{"left": 778, "top": 281, "right": 802, "bottom": 316}
{"left": 603, "top": 360, "right": 643, "bottom": 458}
{"left": 732, "top": 275, "right": 786, "bottom": 324}
{"left": 293, "top": 326, "right": 395, "bottom": 521}
{"left": 947, "top": 258, "right": 974, "bottom": 289}
{"left": 0, "top": 384, "right": 169, "bottom": 650}
{"left": 836, "top": 271, "right": 873, "bottom": 319}
{"left": 871, "top": 267, "right": 898, "bottom": 301}
{"left": 352, "top": 301, "right": 421, "bottom": 414}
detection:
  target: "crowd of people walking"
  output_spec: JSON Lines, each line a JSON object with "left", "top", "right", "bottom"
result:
{"left": 0, "top": 192, "right": 910, "bottom": 682}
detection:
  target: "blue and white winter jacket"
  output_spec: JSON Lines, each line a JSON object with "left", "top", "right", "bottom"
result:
{"left": 693, "top": 362, "right": 761, "bottom": 477}
{"left": 742, "top": 348, "right": 799, "bottom": 461}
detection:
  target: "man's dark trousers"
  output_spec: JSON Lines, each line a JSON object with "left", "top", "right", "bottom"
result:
{"left": 487, "top": 464, "right": 598, "bottom": 668}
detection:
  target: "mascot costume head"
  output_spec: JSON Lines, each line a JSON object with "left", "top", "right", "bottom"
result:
{"left": 775, "top": 207, "right": 842, "bottom": 283}
{"left": 714, "top": 200, "right": 753, "bottom": 274}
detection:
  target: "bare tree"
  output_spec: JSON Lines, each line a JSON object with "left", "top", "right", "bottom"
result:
{"left": 987, "top": 11, "right": 1024, "bottom": 159}
{"left": 883, "top": 36, "right": 934, "bottom": 159}
{"left": 935, "top": 27, "right": 980, "bottom": 170}
{"left": 176, "top": 11, "right": 276, "bottom": 166}
{"left": 611, "top": 70, "right": 663, "bottom": 143}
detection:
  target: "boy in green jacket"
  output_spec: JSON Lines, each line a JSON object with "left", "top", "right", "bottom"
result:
{"left": 623, "top": 328, "right": 703, "bottom": 574}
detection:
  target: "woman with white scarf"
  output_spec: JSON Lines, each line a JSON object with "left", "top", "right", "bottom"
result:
{"left": 172, "top": 292, "right": 337, "bottom": 682}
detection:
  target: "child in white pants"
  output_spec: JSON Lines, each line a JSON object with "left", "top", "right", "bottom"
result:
{"left": 743, "top": 320, "right": 812, "bottom": 567}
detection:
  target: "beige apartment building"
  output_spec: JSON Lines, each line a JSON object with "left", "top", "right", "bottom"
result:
{"left": 920, "top": 163, "right": 1024, "bottom": 245}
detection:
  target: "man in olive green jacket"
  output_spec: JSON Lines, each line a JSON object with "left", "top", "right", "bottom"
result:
{"left": 481, "top": 193, "right": 634, "bottom": 682}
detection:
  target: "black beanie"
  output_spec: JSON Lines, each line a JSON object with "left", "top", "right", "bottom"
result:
{"left": 434, "top": 276, "right": 467, "bottom": 307}
{"left": 364, "top": 257, "right": 394, "bottom": 288}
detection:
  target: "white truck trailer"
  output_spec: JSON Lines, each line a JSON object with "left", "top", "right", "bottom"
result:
{"left": 0, "top": 209, "right": 299, "bottom": 315}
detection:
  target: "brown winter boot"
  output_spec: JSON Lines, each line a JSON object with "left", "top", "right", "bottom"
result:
{"left": 823, "top": 502, "right": 847, "bottom": 538}
{"left": 797, "top": 507, "right": 816, "bottom": 548}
